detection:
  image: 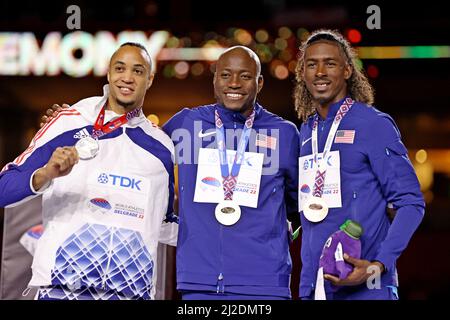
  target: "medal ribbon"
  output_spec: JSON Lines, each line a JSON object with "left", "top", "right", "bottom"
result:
{"left": 215, "top": 108, "right": 255, "bottom": 201}
{"left": 92, "top": 102, "right": 142, "bottom": 139}
{"left": 311, "top": 97, "right": 354, "bottom": 197}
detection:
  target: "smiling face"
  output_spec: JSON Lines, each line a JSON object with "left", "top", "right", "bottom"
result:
{"left": 107, "top": 45, "right": 153, "bottom": 112}
{"left": 213, "top": 47, "right": 263, "bottom": 116}
{"left": 303, "top": 40, "right": 352, "bottom": 110}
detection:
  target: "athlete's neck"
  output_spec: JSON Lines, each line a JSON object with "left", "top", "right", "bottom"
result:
{"left": 316, "top": 104, "right": 329, "bottom": 120}
{"left": 107, "top": 97, "right": 140, "bottom": 115}
{"left": 315, "top": 92, "right": 348, "bottom": 120}
{"left": 239, "top": 105, "right": 254, "bottom": 118}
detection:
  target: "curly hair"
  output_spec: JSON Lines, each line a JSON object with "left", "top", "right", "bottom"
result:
{"left": 294, "top": 29, "right": 374, "bottom": 122}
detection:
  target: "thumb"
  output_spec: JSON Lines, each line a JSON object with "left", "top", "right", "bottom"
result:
{"left": 343, "top": 253, "right": 358, "bottom": 266}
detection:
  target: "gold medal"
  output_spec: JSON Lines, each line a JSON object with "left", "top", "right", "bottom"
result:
{"left": 303, "top": 196, "right": 329, "bottom": 223}
{"left": 215, "top": 200, "right": 241, "bottom": 226}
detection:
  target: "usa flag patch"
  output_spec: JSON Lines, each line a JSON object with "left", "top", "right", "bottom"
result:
{"left": 256, "top": 133, "right": 277, "bottom": 150}
{"left": 334, "top": 130, "right": 355, "bottom": 144}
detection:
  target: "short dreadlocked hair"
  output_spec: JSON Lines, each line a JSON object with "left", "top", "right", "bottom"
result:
{"left": 293, "top": 29, "right": 374, "bottom": 122}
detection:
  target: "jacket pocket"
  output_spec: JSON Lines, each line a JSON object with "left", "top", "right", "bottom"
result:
{"left": 385, "top": 140, "right": 408, "bottom": 157}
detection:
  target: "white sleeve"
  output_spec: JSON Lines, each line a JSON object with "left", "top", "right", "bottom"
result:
{"left": 158, "top": 221, "right": 178, "bottom": 247}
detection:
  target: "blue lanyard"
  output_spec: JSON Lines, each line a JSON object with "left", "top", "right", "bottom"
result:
{"left": 214, "top": 108, "right": 255, "bottom": 182}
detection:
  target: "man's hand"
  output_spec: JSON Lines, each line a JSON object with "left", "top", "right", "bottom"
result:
{"left": 32, "top": 146, "right": 79, "bottom": 190}
{"left": 39, "top": 104, "right": 70, "bottom": 128}
{"left": 324, "top": 254, "right": 385, "bottom": 286}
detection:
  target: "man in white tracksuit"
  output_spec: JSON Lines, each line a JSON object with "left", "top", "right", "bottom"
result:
{"left": 0, "top": 43, "right": 178, "bottom": 300}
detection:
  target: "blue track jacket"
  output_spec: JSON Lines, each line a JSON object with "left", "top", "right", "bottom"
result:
{"left": 163, "top": 103, "right": 299, "bottom": 298}
{"left": 298, "top": 98, "right": 425, "bottom": 298}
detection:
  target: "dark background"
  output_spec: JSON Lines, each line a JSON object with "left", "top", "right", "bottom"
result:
{"left": 0, "top": 0, "right": 449, "bottom": 299}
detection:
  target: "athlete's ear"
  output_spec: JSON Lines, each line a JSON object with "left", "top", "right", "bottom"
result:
{"left": 146, "top": 73, "right": 154, "bottom": 90}
{"left": 344, "top": 62, "right": 352, "bottom": 80}
{"left": 212, "top": 63, "right": 217, "bottom": 85}
{"left": 257, "top": 75, "right": 264, "bottom": 93}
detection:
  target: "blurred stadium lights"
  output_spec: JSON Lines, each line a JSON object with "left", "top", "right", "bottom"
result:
{"left": 346, "top": 28, "right": 362, "bottom": 44}
{"left": 158, "top": 47, "right": 224, "bottom": 61}
{"left": 1, "top": 29, "right": 449, "bottom": 78}
{"left": 357, "top": 46, "right": 450, "bottom": 59}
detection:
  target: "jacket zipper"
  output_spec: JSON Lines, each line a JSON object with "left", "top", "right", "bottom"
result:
{"left": 351, "top": 191, "right": 358, "bottom": 221}
{"left": 216, "top": 272, "right": 224, "bottom": 294}
{"left": 217, "top": 224, "right": 225, "bottom": 293}
{"left": 215, "top": 119, "right": 238, "bottom": 294}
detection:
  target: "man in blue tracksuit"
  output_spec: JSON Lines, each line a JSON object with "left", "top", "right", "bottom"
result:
{"left": 163, "top": 46, "right": 299, "bottom": 299}
{"left": 294, "top": 29, "right": 424, "bottom": 300}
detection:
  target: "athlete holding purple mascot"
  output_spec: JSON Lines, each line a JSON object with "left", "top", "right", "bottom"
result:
{"left": 294, "top": 29, "right": 424, "bottom": 300}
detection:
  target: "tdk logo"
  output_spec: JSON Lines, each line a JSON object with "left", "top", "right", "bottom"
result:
{"left": 97, "top": 173, "right": 109, "bottom": 184}
{"left": 97, "top": 173, "right": 141, "bottom": 190}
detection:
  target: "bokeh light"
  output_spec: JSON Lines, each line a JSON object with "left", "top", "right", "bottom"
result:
{"left": 367, "top": 64, "right": 379, "bottom": 78}
{"left": 255, "top": 29, "right": 269, "bottom": 43}
{"left": 147, "top": 114, "right": 160, "bottom": 126}
{"left": 416, "top": 149, "right": 428, "bottom": 164}
{"left": 174, "top": 61, "right": 189, "bottom": 79}
{"left": 278, "top": 27, "right": 293, "bottom": 39}
{"left": 297, "top": 28, "right": 310, "bottom": 42}
{"left": 190, "top": 62, "right": 205, "bottom": 76}
{"left": 234, "top": 29, "right": 252, "bottom": 45}
{"left": 347, "top": 29, "right": 362, "bottom": 43}
{"left": 274, "top": 38, "right": 288, "bottom": 51}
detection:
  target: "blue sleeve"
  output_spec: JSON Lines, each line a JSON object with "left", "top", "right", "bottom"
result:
{"left": 161, "top": 108, "right": 190, "bottom": 138}
{"left": 365, "top": 114, "right": 425, "bottom": 271}
{"left": 161, "top": 108, "right": 189, "bottom": 220}
{"left": 298, "top": 122, "right": 308, "bottom": 153}
{"left": 283, "top": 124, "right": 300, "bottom": 216}
{"left": 0, "top": 165, "right": 39, "bottom": 208}
{"left": 1, "top": 142, "right": 57, "bottom": 207}
{"left": 0, "top": 116, "right": 82, "bottom": 208}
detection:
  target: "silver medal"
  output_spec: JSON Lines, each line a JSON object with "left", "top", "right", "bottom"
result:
{"left": 303, "top": 196, "right": 329, "bottom": 223}
{"left": 215, "top": 200, "right": 241, "bottom": 226}
{"left": 75, "top": 136, "right": 99, "bottom": 160}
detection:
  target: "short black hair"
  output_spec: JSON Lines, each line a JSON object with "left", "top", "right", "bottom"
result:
{"left": 120, "top": 42, "right": 149, "bottom": 55}
{"left": 119, "top": 42, "right": 152, "bottom": 70}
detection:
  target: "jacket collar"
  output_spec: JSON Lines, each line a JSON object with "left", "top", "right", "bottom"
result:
{"left": 317, "top": 96, "right": 350, "bottom": 121}
{"left": 92, "top": 85, "right": 146, "bottom": 126}
{"left": 214, "top": 102, "right": 263, "bottom": 123}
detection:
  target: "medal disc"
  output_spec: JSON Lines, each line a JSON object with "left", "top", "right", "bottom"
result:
{"left": 303, "top": 196, "right": 329, "bottom": 223}
{"left": 75, "top": 137, "right": 99, "bottom": 160}
{"left": 215, "top": 200, "right": 241, "bottom": 226}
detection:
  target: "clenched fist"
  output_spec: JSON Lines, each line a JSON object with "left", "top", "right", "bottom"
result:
{"left": 32, "top": 146, "right": 79, "bottom": 190}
